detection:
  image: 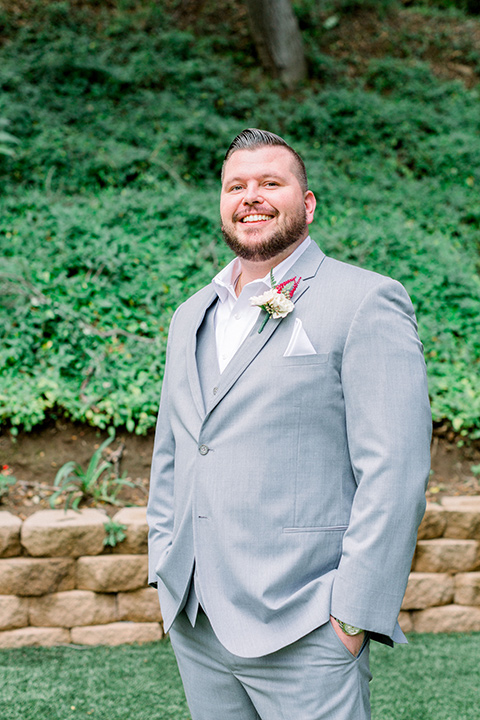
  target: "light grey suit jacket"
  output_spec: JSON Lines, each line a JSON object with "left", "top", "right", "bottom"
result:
{"left": 147, "top": 240, "right": 432, "bottom": 658}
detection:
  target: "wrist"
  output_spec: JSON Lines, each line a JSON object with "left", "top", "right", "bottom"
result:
{"left": 332, "top": 617, "right": 364, "bottom": 636}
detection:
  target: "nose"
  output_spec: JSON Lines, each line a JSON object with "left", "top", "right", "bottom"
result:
{"left": 242, "top": 181, "right": 263, "bottom": 205}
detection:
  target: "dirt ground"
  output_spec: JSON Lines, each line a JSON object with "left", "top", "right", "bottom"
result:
{"left": 320, "top": 7, "right": 480, "bottom": 87}
{"left": 1, "top": 420, "right": 479, "bottom": 519}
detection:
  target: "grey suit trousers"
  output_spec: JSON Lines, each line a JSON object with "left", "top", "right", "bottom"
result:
{"left": 169, "top": 610, "right": 372, "bottom": 720}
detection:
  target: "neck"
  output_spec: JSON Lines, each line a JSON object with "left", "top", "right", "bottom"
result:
{"left": 235, "top": 235, "right": 306, "bottom": 297}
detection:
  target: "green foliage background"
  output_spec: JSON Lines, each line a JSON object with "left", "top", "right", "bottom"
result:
{"left": 1, "top": 0, "right": 480, "bottom": 437}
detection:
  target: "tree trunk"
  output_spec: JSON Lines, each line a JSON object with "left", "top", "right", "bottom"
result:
{"left": 245, "top": 0, "right": 307, "bottom": 88}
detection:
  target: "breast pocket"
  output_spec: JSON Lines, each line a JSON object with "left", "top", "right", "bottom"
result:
{"left": 273, "top": 352, "right": 330, "bottom": 367}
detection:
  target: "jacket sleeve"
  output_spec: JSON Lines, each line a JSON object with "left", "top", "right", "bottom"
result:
{"left": 330, "top": 278, "right": 432, "bottom": 640}
{"left": 146, "top": 310, "right": 178, "bottom": 588}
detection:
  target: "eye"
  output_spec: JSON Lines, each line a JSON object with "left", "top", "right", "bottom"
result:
{"left": 264, "top": 181, "right": 279, "bottom": 187}
{"left": 229, "top": 184, "right": 243, "bottom": 192}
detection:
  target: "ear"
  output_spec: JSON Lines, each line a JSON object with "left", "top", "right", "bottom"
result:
{"left": 304, "top": 191, "right": 316, "bottom": 225}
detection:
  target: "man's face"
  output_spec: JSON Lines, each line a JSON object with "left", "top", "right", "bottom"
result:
{"left": 220, "top": 146, "right": 316, "bottom": 262}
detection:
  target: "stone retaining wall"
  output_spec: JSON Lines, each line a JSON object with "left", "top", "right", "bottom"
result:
{"left": 0, "top": 507, "right": 163, "bottom": 648}
{"left": 1, "top": 498, "right": 480, "bottom": 648}
{"left": 399, "top": 496, "right": 480, "bottom": 633}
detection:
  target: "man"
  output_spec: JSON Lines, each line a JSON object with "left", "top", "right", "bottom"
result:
{"left": 147, "top": 128, "right": 432, "bottom": 719}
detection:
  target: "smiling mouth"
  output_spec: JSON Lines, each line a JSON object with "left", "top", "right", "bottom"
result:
{"left": 239, "top": 214, "right": 273, "bottom": 223}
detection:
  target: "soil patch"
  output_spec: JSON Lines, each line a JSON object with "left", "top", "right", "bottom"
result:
{"left": 320, "top": 7, "right": 480, "bottom": 87}
{"left": 1, "top": 421, "right": 479, "bottom": 519}
{"left": 0, "top": 421, "right": 153, "bottom": 519}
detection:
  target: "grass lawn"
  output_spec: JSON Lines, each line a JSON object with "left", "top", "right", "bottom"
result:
{"left": 0, "top": 633, "right": 478, "bottom": 719}
{"left": 371, "top": 633, "right": 480, "bottom": 719}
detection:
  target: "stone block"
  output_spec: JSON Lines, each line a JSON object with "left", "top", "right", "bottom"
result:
{"left": 70, "top": 621, "right": 162, "bottom": 646}
{"left": 21, "top": 509, "right": 108, "bottom": 558}
{"left": 402, "top": 572, "right": 454, "bottom": 610}
{"left": 0, "top": 512, "right": 22, "bottom": 558}
{"left": 417, "top": 503, "right": 446, "bottom": 540}
{"left": 29, "top": 590, "right": 117, "bottom": 627}
{"left": 454, "top": 572, "right": 480, "bottom": 606}
{"left": 398, "top": 610, "right": 413, "bottom": 634}
{"left": 441, "top": 497, "right": 480, "bottom": 539}
{"left": 111, "top": 507, "right": 148, "bottom": 554}
{"left": 0, "top": 596, "right": 29, "bottom": 630}
{"left": 76, "top": 555, "right": 148, "bottom": 592}
{"left": 412, "top": 604, "right": 480, "bottom": 633}
{"left": 117, "top": 587, "right": 162, "bottom": 623}
{"left": 413, "top": 539, "right": 479, "bottom": 573}
{"left": 0, "top": 557, "right": 75, "bottom": 596}
{"left": 0, "top": 626, "right": 70, "bottom": 648}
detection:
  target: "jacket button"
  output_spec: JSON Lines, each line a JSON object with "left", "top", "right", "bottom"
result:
{"left": 199, "top": 444, "right": 209, "bottom": 455}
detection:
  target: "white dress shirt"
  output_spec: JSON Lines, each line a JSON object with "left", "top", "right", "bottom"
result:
{"left": 212, "top": 236, "right": 311, "bottom": 373}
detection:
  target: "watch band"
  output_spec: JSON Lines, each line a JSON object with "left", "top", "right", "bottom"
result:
{"left": 333, "top": 617, "right": 364, "bottom": 636}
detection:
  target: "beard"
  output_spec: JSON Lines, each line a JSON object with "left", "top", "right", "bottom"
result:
{"left": 221, "top": 208, "right": 307, "bottom": 262}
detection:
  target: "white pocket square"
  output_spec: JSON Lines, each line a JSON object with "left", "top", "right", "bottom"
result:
{"left": 283, "top": 318, "right": 317, "bottom": 357}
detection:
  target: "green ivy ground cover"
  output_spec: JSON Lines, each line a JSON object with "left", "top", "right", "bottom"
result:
{"left": 0, "top": 634, "right": 479, "bottom": 720}
{"left": 1, "top": 2, "right": 479, "bottom": 437}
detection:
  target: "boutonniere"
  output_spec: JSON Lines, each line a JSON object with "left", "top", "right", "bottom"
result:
{"left": 250, "top": 269, "right": 301, "bottom": 333}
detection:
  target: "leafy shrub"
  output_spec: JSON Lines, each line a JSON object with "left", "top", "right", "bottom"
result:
{"left": 0, "top": 118, "right": 19, "bottom": 157}
{"left": 103, "top": 520, "right": 127, "bottom": 548}
{"left": 0, "top": 0, "right": 479, "bottom": 439}
{"left": 49, "top": 435, "right": 136, "bottom": 509}
{"left": 333, "top": 0, "right": 398, "bottom": 13}
{"left": 0, "top": 466, "right": 16, "bottom": 503}
{"left": 414, "top": 0, "right": 480, "bottom": 15}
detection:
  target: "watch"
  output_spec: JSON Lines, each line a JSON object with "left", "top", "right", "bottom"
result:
{"left": 333, "top": 617, "right": 364, "bottom": 636}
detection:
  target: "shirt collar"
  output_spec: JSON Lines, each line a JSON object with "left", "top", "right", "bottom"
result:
{"left": 212, "top": 236, "right": 311, "bottom": 303}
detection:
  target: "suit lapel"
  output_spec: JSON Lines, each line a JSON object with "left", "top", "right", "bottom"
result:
{"left": 186, "top": 288, "right": 218, "bottom": 419}
{"left": 204, "top": 241, "right": 326, "bottom": 416}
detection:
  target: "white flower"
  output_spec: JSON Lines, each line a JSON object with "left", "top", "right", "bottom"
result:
{"left": 250, "top": 289, "right": 295, "bottom": 319}
{"left": 250, "top": 271, "right": 301, "bottom": 333}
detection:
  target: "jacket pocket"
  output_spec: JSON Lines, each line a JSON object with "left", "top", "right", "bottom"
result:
{"left": 282, "top": 525, "right": 348, "bottom": 533}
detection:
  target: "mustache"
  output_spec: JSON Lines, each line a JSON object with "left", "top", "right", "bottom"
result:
{"left": 233, "top": 208, "right": 278, "bottom": 222}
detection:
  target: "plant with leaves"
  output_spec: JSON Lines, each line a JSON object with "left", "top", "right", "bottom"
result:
{"left": 0, "top": 118, "right": 19, "bottom": 158}
{"left": 0, "top": 465, "right": 16, "bottom": 503}
{"left": 49, "top": 434, "right": 136, "bottom": 510}
{"left": 103, "top": 520, "right": 128, "bottom": 547}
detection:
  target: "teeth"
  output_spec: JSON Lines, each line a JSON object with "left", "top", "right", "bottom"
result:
{"left": 241, "top": 214, "right": 271, "bottom": 223}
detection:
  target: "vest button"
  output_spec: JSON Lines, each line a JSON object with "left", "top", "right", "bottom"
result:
{"left": 213, "top": 386, "right": 218, "bottom": 395}
{"left": 199, "top": 444, "right": 209, "bottom": 455}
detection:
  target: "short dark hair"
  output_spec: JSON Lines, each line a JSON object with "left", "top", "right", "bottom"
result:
{"left": 222, "top": 128, "right": 308, "bottom": 192}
